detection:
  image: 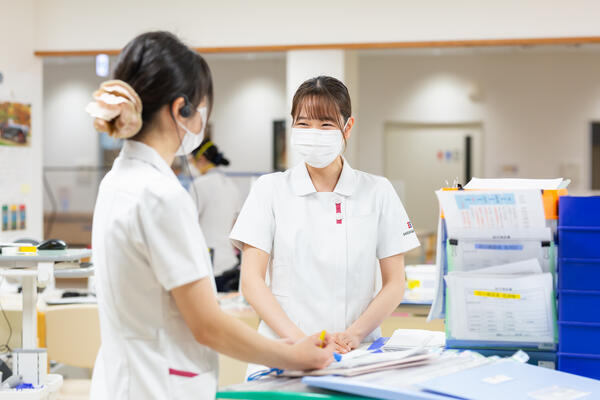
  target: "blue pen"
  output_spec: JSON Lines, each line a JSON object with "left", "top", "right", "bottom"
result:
{"left": 333, "top": 352, "right": 342, "bottom": 362}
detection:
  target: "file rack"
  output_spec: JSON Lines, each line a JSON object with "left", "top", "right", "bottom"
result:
{"left": 557, "top": 196, "right": 600, "bottom": 380}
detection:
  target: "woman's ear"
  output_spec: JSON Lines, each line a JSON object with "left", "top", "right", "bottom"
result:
{"left": 170, "top": 96, "right": 187, "bottom": 123}
{"left": 343, "top": 117, "right": 355, "bottom": 140}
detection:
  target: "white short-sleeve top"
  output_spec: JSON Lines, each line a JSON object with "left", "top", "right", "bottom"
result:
{"left": 230, "top": 159, "right": 420, "bottom": 341}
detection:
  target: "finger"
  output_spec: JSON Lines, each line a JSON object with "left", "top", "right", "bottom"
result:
{"left": 322, "top": 338, "right": 335, "bottom": 351}
{"left": 318, "top": 353, "right": 334, "bottom": 369}
{"left": 308, "top": 333, "right": 323, "bottom": 345}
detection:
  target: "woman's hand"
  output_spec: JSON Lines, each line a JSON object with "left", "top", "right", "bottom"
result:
{"left": 332, "top": 331, "right": 361, "bottom": 354}
{"left": 282, "top": 332, "right": 335, "bottom": 371}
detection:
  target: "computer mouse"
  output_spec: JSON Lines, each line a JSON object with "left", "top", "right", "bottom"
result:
{"left": 38, "top": 238, "right": 67, "bottom": 251}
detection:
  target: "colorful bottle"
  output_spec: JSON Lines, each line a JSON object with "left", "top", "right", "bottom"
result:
{"left": 1, "top": 205, "right": 7, "bottom": 231}
{"left": 10, "top": 205, "right": 17, "bottom": 230}
{"left": 19, "top": 205, "right": 26, "bottom": 230}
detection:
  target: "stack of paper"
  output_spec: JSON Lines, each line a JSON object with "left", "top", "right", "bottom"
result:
{"left": 383, "top": 329, "right": 445, "bottom": 351}
{"left": 282, "top": 348, "right": 436, "bottom": 377}
{"left": 303, "top": 350, "right": 494, "bottom": 399}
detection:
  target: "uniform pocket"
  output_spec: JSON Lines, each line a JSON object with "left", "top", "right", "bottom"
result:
{"left": 168, "top": 372, "right": 217, "bottom": 400}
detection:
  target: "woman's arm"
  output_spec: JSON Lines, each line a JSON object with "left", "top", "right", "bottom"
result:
{"left": 171, "top": 277, "right": 333, "bottom": 370}
{"left": 335, "top": 253, "right": 406, "bottom": 353}
{"left": 240, "top": 244, "right": 306, "bottom": 340}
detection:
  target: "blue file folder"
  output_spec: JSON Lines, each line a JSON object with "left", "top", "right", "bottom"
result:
{"left": 419, "top": 359, "right": 600, "bottom": 400}
{"left": 302, "top": 376, "right": 452, "bottom": 400}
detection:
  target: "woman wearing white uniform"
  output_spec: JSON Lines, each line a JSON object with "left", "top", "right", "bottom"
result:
{"left": 189, "top": 140, "right": 241, "bottom": 292}
{"left": 87, "top": 32, "right": 334, "bottom": 400}
{"left": 230, "top": 76, "right": 420, "bottom": 361}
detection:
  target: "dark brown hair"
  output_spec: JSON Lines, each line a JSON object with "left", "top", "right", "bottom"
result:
{"left": 291, "top": 76, "right": 351, "bottom": 133}
{"left": 192, "top": 138, "right": 230, "bottom": 166}
{"left": 112, "top": 31, "right": 213, "bottom": 134}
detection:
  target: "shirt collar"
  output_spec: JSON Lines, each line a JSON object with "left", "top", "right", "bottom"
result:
{"left": 120, "top": 140, "right": 178, "bottom": 181}
{"left": 290, "top": 158, "right": 357, "bottom": 197}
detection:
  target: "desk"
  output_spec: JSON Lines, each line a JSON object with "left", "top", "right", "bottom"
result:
{"left": 0, "top": 249, "right": 91, "bottom": 349}
{"left": 382, "top": 301, "right": 444, "bottom": 336}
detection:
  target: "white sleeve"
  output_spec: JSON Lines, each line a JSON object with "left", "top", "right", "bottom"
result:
{"left": 137, "top": 188, "right": 211, "bottom": 291}
{"left": 376, "top": 178, "right": 421, "bottom": 260}
{"left": 229, "top": 175, "right": 275, "bottom": 254}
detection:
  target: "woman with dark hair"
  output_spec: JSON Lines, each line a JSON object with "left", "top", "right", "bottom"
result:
{"left": 231, "top": 76, "right": 420, "bottom": 374}
{"left": 189, "top": 139, "right": 241, "bottom": 292}
{"left": 87, "top": 32, "right": 333, "bottom": 400}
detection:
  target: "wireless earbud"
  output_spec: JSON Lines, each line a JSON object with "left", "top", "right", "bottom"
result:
{"left": 179, "top": 95, "right": 192, "bottom": 118}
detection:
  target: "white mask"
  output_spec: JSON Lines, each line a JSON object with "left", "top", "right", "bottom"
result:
{"left": 175, "top": 106, "right": 207, "bottom": 156}
{"left": 291, "top": 122, "right": 348, "bottom": 168}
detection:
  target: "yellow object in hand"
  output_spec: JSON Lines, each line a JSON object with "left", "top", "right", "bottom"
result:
{"left": 319, "top": 330, "right": 326, "bottom": 348}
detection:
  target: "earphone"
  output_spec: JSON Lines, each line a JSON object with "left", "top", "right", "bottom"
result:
{"left": 179, "top": 95, "right": 192, "bottom": 118}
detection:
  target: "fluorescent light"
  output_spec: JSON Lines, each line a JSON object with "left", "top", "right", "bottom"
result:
{"left": 96, "top": 54, "right": 110, "bottom": 78}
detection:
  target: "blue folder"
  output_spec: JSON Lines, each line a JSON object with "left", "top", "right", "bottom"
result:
{"left": 419, "top": 359, "right": 600, "bottom": 400}
{"left": 302, "top": 376, "right": 453, "bottom": 400}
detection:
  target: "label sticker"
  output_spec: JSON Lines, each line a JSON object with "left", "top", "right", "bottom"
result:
{"left": 482, "top": 374, "right": 514, "bottom": 384}
{"left": 408, "top": 280, "right": 421, "bottom": 289}
{"left": 528, "top": 386, "right": 591, "bottom": 400}
{"left": 474, "top": 290, "right": 521, "bottom": 299}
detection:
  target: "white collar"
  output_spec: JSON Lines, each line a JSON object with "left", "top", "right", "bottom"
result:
{"left": 290, "top": 158, "right": 357, "bottom": 197}
{"left": 120, "top": 140, "right": 178, "bottom": 181}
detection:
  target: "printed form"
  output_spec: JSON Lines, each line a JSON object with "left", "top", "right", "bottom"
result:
{"left": 445, "top": 263, "right": 555, "bottom": 344}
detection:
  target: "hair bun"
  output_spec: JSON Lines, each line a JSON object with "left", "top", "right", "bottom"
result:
{"left": 85, "top": 80, "right": 143, "bottom": 139}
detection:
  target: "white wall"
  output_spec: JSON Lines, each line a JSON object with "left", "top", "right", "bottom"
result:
{"left": 0, "top": 0, "right": 43, "bottom": 241}
{"left": 41, "top": 55, "right": 286, "bottom": 212}
{"left": 43, "top": 60, "right": 104, "bottom": 212}
{"left": 357, "top": 49, "right": 600, "bottom": 191}
{"left": 33, "top": 0, "right": 600, "bottom": 51}
{"left": 207, "top": 55, "right": 286, "bottom": 172}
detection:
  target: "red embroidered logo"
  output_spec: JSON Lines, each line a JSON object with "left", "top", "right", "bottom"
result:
{"left": 407, "top": 221, "right": 413, "bottom": 229}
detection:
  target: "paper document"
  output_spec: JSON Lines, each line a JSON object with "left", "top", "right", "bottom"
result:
{"left": 405, "top": 265, "right": 437, "bottom": 302}
{"left": 282, "top": 348, "right": 434, "bottom": 377}
{"left": 436, "top": 190, "right": 546, "bottom": 237}
{"left": 464, "top": 177, "right": 567, "bottom": 190}
{"left": 303, "top": 351, "right": 492, "bottom": 399}
{"left": 383, "top": 329, "right": 445, "bottom": 351}
{"left": 454, "top": 258, "right": 543, "bottom": 276}
{"left": 448, "top": 238, "right": 553, "bottom": 274}
{"left": 445, "top": 270, "right": 555, "bottom": 344}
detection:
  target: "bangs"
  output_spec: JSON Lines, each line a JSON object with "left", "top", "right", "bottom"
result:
{"left": 292, "top": 93, "right": 342, "bottom": 124}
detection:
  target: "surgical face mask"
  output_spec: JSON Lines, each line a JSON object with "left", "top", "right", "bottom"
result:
{"left": 175, "top": 106, "right": 207, "bottom": 156}
{"left": 291, "top": 121, "right": 348, "bottom": 168}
